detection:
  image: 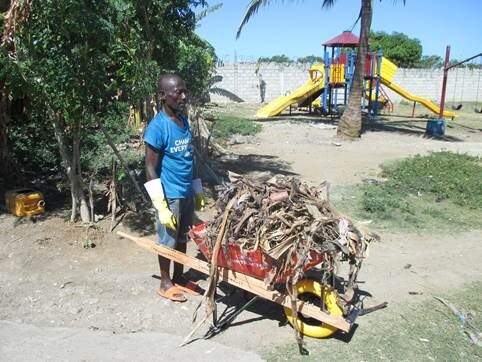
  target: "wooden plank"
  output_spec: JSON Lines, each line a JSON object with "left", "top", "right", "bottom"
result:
{"left": 117, "top": 231, "right": 351, "bottom": 332}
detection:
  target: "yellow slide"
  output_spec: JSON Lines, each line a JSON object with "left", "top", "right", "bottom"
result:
{"left": 365, "top": 85, "right": 385, "bottom": 103}
{"left": 379, "top": 57, "right": 456, "bottom": 118}
{"left": 256, "top": 64, "right": 325, "bottom": 118}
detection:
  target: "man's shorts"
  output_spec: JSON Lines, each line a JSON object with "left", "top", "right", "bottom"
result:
{"left": 156, "top": 197, "right": 194, "bottom": 249}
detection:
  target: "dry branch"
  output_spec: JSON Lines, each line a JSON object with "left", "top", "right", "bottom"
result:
{"left": 205, "top": 173, "right": 377, "bottom": 289}
{"left": 189, "top": 173, "right": 376, "bottom": 347}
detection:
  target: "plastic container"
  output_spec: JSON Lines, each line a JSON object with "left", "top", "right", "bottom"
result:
{"left": 425, "top": 119, "right": 445, "bottom": 137}
{"left": 5, "top": 189, "right": 45, "bottom": 217}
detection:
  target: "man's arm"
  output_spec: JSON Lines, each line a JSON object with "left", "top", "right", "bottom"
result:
{"left": 145, "top": 143, "right": 161, "bottom": 182}
{"left": 144, "top": 143, "right": 176, "bottom": 230}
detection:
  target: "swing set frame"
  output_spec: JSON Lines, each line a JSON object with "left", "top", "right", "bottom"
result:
{"left": 439, "top": 47, "right": 482, "bottom": 117}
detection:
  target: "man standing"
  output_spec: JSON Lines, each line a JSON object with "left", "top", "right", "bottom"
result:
{"left": 143, "top": 74, "right": 204, "bottom": 302}
{"left": 259, "top": 74, "right": 266, "bottom": 103}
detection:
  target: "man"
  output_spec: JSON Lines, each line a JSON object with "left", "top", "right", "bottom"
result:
{"left": 258, "top": 74, "right": 266, "bottom": 103}
{"left": 143, "top": 74, "right": 204, "bottom": 302}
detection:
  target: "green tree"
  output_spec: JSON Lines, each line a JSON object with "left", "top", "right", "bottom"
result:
{"left": 369, "top": 31, "right": 422, "bottom": 67}
{"left": 257, "top": 54, "right": 292, "bottom": 63}
{"left": 237, "top": 0, "right": 405, "bottom": 139}
{"left": 0, "top": 0, "right": 32, "bottom": 181}
{"left": 297, "top": 55, "right": 324, "bottom": 64}
{"left": 2, "top": 0, "right": 214, "bottom": 222}
{"left": 415, "top": 55, "right": 443, "bottom": 69}
{"left": 177, "top": 34, "right": 217, "bottom": 104}
{"left": 13, "top": 0, "right": 157, "bottom": 222}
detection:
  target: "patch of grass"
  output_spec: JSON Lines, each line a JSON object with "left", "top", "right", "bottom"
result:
{"left": 335, "top": 186, "right": 482, "bottom": 232}
{"left": 378, "top": 151, "right": 482, "bottom": 209}
{"left": 212, "top": 115, "right": 261, "bottom": 141}
{"left": 339, "top": 151, "right": 482, "bottom": 231}
{"left": 331, "top": 152, "right": 482, "bottom": 232}
{"left": 263, "top": 283, "right": 482, "bottom": 361}
{"left": 359, "top": 184, "right": 413, "bottom": 219}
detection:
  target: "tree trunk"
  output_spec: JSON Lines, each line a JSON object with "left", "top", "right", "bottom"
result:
{"left": 72, "top": 131, "right": 90, "bottom": 223}
{"left": 51, "top": 113, "right": 90, "bottom": 223}
{"left": 337, "top": 0, "right": 372, "bottom": 139}
{"left": 188, "top": 106, "right": 222, "bottom": 184}
{"left": 0, "top": 91, "right": 12, "bottom": 182}
{"left": 97, "top": 119, "right": 148, "bottom": 203}
{"left": 51, "top": 114, "right": 75, "bottom": 219}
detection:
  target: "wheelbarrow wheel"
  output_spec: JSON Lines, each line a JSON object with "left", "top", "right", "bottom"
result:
{"left": 284, "top": 279, "right": 343, "bottom": 338}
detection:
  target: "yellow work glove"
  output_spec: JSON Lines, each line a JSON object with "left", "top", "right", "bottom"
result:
{"left": 192, "top": 178, "right": 206, "bottom": 211}
{"left": 144, "top": 179, "right": 176, "bottom": 230}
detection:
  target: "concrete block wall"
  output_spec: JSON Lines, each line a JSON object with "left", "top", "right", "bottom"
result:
{"left": 210, "top": 63, "right": 311, "bottom": 103}
{"left": 387, "top": 68, "right": 482, "bottom": 104}
{"left": 209, "top": 63, "right": 482, "bottom": 105}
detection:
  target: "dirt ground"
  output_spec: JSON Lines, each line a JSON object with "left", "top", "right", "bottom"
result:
{"left": 1, "top": 104, "right": 481, "bottom": 361}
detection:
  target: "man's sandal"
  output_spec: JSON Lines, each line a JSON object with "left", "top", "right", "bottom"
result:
{"left": 156, "top": 286, "right": 187, "bottom": 302}
{"left": 174, "top": 281, "right": 203, "bottom": 296}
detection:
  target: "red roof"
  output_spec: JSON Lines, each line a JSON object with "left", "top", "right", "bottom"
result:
{"left": 322, "top": 31, "right": 359, "bottom": 47}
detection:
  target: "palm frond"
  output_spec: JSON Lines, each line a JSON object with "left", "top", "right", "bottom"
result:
{"left": 349, "top": 7, "right": 362, "bottom": 32}
{"left": 196, "top": 3, "right": 223, "bottom": 25}
{"left": 209, "top": 87, "right": 244, "bottom": 102}
{"left": 322, "top": 0, "right": 336, "bottom": 9}
{"left": 237, "top": 0, "right": 341, "bottom": 39}
{"left": 237, "top": 0, "right": 276, "bottom": 39}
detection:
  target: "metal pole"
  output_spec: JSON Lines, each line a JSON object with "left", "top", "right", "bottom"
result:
{"left": 373, "top": 50, "right": 382, "bottom": 116}
{"left": 367, "top": 53, "right": 374, "bottom": 114}
{"left": 323, "top": 50, "right": 330, "bottom": 114}
{"left": 329, "top": 47, "right": 335, "bottom": 114}
{"left": 334, "top": 47, "right": 340, "bottom": 112}
{"left": 446, "top": 52, "right": 482, "bottom": 71}
{"left": 439, "top": 46, "right": 451, "bottom": 118}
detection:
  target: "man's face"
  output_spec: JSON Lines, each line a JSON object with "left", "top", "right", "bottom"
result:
{"left": 161, "top": 77, "right": 188, "bottom": 113}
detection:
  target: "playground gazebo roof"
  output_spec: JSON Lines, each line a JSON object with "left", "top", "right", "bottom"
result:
{"left": 322, "top": 31, "right": 359, "bottom": 47}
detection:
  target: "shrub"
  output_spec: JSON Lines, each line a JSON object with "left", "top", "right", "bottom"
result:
{"left": 212, "top": 115, "right": 261, "bottom": 141}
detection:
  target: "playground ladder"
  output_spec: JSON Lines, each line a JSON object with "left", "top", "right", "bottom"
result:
{"left": 379, "top": 85, "right": 393, "bottom": 112}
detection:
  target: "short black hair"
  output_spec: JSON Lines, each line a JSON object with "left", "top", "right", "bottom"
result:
{"left": 158, "top": 74, "right": 183, "bottom": 93}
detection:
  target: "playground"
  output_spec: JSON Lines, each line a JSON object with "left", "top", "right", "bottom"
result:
{"left": 213, "top": 31, "right": 482, "bottom": 138}
{"left": 255, "top": 31, "right": 451, "bottom": 119}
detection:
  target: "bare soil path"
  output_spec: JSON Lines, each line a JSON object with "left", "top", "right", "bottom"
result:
{"left": 1, "top": 106, "right": 481, "bottom": 360}
{"left": 225, "top": 116, "right": 482, "bottom": 186}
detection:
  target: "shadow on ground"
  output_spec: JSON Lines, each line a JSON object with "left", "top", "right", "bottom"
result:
{"left": 362, "top": 117, "right": 464, "bottom": 141}
{"left": 214, "top": 154, "right": 298, "bottom": 178}
{"left": 450, "top": 121, "right": 482, "bottom": 133}
{"left": 257, "top": 110, "right": 468, "bottom": 142}
{"left": 256, "top": 111, "right": 338, "bottom": 125}
{"left": 122, "top": 210, "right": 156, "bottom": 236}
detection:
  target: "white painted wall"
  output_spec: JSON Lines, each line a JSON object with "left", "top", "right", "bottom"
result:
{"left": 210, "top": 63, "right": 482, "bottom": 105}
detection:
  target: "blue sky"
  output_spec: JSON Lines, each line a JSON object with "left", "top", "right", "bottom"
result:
{"left": 195, "top": 1, "right": 482, "bottom": 63}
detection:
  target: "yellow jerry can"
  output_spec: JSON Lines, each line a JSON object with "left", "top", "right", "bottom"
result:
{"left": 5, "top": 189, "right": 45, "bottom": 217}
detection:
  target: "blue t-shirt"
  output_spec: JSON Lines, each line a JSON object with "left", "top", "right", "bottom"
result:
{"left": 144, "top": 111, "right": 193, "bottom": 199}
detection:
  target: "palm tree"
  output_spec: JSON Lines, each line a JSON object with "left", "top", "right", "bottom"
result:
{"left": 237, "top": 0, "right": 404, "bottom": 139}
{"left": 336, "top": 0, "right": 371, "bottom": 138}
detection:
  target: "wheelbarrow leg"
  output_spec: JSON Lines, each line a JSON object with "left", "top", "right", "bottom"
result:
{"left": 205, "top": 295, "right": 261, "bottom": 339}
{"left": 212, "top": 290, "right": 218, "bottom": 327}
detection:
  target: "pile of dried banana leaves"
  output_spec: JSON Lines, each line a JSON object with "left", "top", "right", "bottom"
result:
{"left": 186, "top": 172, "right": 378, "bottom": 348}
{"left": 206, "top": 172, "right": 378, "bottom": 291}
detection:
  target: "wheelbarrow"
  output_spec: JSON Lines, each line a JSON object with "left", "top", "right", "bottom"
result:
{"left": 117, "top": 225, "right": 360, "bottom": 339}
